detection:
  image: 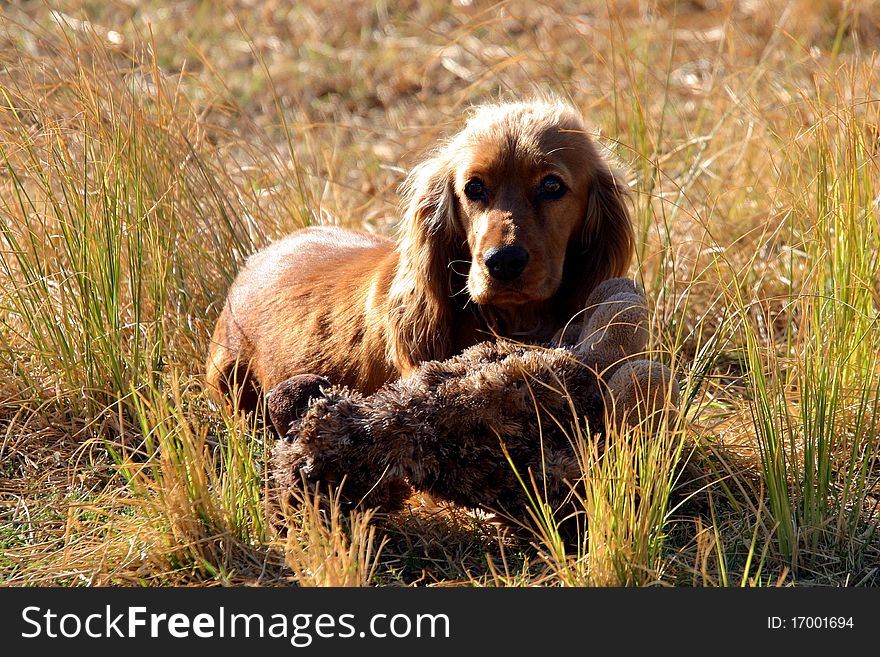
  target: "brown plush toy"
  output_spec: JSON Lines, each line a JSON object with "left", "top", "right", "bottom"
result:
{"left": 269, "top": 278, "right": 679, "bottom": 524}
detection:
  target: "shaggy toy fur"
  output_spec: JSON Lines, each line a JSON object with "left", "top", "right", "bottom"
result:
{"left": 270, "top": 278, "right": 678, "bottom": 523}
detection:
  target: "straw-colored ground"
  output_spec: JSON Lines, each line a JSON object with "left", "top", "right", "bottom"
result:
{"left": 1, "top": 0, "right": 878, "bottom": 586}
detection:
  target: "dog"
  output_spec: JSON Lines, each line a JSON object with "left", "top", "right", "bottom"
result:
{"left": 206, "top": 100, "right": 634, "bottom": 412}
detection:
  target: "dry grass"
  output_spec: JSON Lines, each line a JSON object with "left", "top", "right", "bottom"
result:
{"left": 1, "top": 0, "right": 879, "bottom": 587}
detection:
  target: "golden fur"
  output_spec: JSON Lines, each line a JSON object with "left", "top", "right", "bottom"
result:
{"left": 206, "top": 100, "right": 634, "bottom": 410}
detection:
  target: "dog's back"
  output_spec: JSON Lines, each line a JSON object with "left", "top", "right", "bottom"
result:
{"left": 205, "top": 226, "right": 397, "bottom": 411}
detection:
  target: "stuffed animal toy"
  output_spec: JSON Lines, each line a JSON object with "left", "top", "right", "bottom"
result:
{"left": 269, "top": 278, "right": 679, "bottom": 524}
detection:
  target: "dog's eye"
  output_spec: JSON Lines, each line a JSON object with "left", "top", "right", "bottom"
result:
{"left": 464, "top": 178, "right": 487, "bottom": 201}
{"left": 538, "top": 175, "right": 566, "bottom": 200}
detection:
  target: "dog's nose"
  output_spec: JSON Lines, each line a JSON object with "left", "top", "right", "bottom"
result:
{"left": 484, "top": 245, "right": 529, "bottom": 281}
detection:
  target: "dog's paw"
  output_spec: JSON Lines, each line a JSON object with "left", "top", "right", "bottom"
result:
{"left": 267, "top": 374, "right": 331, "bottom": 436}
{"left": 552, "top": 321, "right": 585, "bottom": 346}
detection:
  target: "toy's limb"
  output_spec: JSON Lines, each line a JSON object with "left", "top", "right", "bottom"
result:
{"left": 570, "top": 279, "right": 679, "bottom": 431}
{"left": 575, "top": 291, "right": 649, "bottom": 361}
{"left": 582, "top": 278, "right": 645, "bottom": 322}
{"left": 605, "top": 359, "right": 680, "bottom": 428}
{"left": 553, "top": 278, "right": 645, "bottom": 346}
{"left": 267, "top": 374, "right": 331, "bottom": 436}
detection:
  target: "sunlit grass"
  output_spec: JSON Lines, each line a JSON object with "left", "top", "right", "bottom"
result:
{"left": 1, "top": 0, "right": 879, "bottom": 586}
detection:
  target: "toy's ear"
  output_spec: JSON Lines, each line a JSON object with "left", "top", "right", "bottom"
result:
{"left": 267, "top": 374, "right": 330, "bottom": 436}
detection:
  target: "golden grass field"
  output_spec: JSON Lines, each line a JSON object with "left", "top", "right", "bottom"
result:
{"left": 1, "top": 0, "right": 879, "bottom": 586}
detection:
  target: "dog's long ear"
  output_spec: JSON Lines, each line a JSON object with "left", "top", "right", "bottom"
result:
{"left": 559, "top": 161, "right": 634, "bottom": 317}
{"left": 387, "top": 154, "right": 464, "bottom": 372}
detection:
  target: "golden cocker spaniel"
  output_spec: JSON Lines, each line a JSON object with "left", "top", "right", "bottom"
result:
{"left": 206, "top": 100, "right": 634, "bottom": 412}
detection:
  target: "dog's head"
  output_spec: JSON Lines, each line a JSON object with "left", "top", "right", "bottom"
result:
{"left": 389, "top": 100, "right": 634, "bottom": 366}
{"left": 448, "top": 102, "right": 632, "bottom": 307}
